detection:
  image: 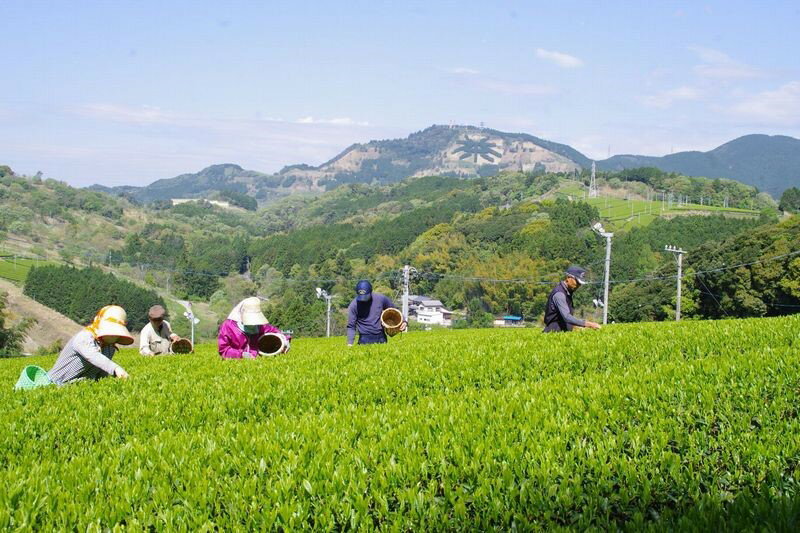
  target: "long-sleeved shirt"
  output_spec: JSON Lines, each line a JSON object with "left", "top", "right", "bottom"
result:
{"left": 346, "top": 293, "right": 395, "bottom": 345}
{"left": 553, "top": 289, "right": 585, "bottom": 327}
{"left": 543, "top": 281, "right": 585, "bottom": 332}
{"left": 217, "top": 320, "right": 291, "bottom": 359}
{"left": 48, "top": 329, "right": 122, "bottom": 384}
{"left": 139, "top": 320, "right": 175, "bottom": 355}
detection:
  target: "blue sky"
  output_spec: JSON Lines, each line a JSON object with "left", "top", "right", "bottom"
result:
{"left": 1, "top": 1, "right": 799, "bottom": 186}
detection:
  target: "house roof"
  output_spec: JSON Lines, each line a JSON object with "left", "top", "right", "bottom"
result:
{"left": 503, "top": 315, "right": 523, "bottom": 321}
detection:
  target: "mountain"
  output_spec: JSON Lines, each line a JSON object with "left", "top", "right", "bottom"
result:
{"left": 89, "top": 128, "right": 800, "bottom": 204}
{"left": 90, "top": 125, "right": 589, "bottom": 204}
{"left": 598, "top": 134, "right": 800, "bottom": 198}
{"left": 90, "top": 164, "right": 294, "bottom": 205}
{"left": 275, "top": 124, "right": 589, "bottom": 189}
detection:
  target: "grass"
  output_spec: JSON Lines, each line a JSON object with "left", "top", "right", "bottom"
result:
{"left": 2, "top": 315, "right": 799, "bottom": 529}
{"left": 0, "top": 257, "right": 55, "bottom": 284}
{"left": 556, "top": 182, "right": 761, "bottom": 231}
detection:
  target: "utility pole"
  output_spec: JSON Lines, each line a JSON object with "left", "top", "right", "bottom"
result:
{"left": 315, "top": 288, "right": 333, "bottom": 337}
{"left": 326, "top": 296, "right": 331, "bottom": 337}
{"left": 592, "top": 223, "right": 614, "bottom": 325}
{"left": 665, "top": 245, "right": 686, "bottom": 321}
{"left": 183, "top": 302, "right": 198, "bottom": 345}
{"left": 588, "top": 161, "right": 598, "bottom": 198}
{"left": 401, "top": 265, "right": 416, "bottom": 321}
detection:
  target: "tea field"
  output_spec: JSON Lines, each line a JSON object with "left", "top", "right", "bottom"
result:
{"left": 1, "top": 316, "right": 800, "bottom": 530}
{"left": 0, "top": 257, "right": 54, "bottom": 284}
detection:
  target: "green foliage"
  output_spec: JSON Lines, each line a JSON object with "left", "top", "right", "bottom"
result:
{"left": 23, "top": 265, "right": 166, "bottom": 331}
{"left": 1, "top": 316, "right": 800, "bottom": 528}
{"left": 0, "top": 257, "right": 54, "bottom": 284}
{"left": 465, "top": 297, "right": 493, "bottom": 327}
{"left": 602, "top": 167, "right": 774, "bottom": 210}
{"left": 263, "top": 289, "right": 330, "bottom": 338}
{"left": 218, "top": 189, "right": 258, "bottom": 211}
{"left": 611, "top": 216, "right": 800, "bottom": 321}
{"left": 779, "top": 187, "right": 800, "bottom": 213}
{"left": 0, "top": 291, "right": 33, "bottom": 356}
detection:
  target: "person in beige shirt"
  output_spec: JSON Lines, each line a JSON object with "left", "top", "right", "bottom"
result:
{"left": 139, "top": 305, "right": 180, "bottom": 355}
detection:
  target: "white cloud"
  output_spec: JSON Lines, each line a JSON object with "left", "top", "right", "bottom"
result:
{"left": 689, "top": 46, "right": 761, "bottom": 80}
{"left": 730, "top": 81, "right": 800, "bottom": 126}
{"left": 641, "top": 86, "right": 704, "bottom": 108}
{"left": 447, "top": 67, "right": 480, "bottom": 75}
{"left": 295, "top": 116, "right": 370, "bottom": 126}
{"left": 479, "top": 80, "right": 556, "bottom": 96}
{"left": 535, "top": 48, "right": 584, "bottom": 68}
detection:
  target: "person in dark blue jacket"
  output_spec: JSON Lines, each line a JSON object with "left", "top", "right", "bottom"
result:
{"left": 543, "top": 266, "right": 602, "bottom": 333}
{"left": 346, "top": 280, "right": 406, "bottom": 345}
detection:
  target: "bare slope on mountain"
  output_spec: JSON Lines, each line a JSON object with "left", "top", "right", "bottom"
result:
{"left": 90, "top": 125, "right": 590, "bottom": 204}
{"left": 0, "top": 278, "right": 81, "bottom": 354}
{"left": 89, "top": 128, "right": 800, "bottom": 205}
{"left": 275, "top": 124, "right": 587, "bottom": 189}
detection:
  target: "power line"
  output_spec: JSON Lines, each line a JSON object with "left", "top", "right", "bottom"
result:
{"left": 5, "top": 234, "right": 800, "bottom": 291}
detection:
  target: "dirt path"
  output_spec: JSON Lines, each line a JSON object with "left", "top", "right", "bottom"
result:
{"left": 0, "top": 279, "right": 82, "bottom": 354}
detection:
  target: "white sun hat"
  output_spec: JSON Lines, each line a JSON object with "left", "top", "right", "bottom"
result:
{"left": 229, "top": 297, "right": 269, "bottom": 326}
{"left": 85, "top": 305, "right": 135, "bottom": 345}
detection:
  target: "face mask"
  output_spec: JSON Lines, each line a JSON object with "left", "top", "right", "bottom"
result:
{"left": 243, "top": 325, "right": 260, "bottom": 335}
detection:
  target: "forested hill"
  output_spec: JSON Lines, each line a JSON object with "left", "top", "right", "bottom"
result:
{"left": 1, "top": 162, "right": 793, "bottom": 345}
{"left": 599, "top": 134, "right": 800, "bottom": 198}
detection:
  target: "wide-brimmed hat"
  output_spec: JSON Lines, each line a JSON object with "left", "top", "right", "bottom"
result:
{"left": 148, "top": 304, "right": 167, "bottom": 320}
{"left": 86, "top": 305, "right": 135, "bottom": 345}
{"left": 239, "top": 297, "right": 269, "bottom": 326}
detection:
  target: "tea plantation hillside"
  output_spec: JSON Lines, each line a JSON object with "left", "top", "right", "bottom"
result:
{"left": 2, "top": 317, "right": 800, "bottom": 529}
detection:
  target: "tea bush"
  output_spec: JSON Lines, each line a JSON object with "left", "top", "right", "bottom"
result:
{"left": 1, "top": 316, "right": 799, "bottom": 529}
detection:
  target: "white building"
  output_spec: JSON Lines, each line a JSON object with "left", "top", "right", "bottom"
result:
{"left": 171, "top": 198, "right": 233, "bottom": 209}
{"left": 409, "top": 295, "right": 453, "bottom": 327}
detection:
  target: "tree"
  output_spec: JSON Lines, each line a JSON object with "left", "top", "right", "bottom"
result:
{"left": 466, "top": 298, "right": 493, "bottom": 328}
{"left": 0, "top": 291, "right": 34, "bottom": 356}
{"left": 779, "top": 187, "right": 800, "bottom": 213}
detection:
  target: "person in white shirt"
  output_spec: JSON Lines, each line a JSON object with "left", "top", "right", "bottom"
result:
{"left": 139, "top": 304, "right": 180, "bottom": 355}
{"left": 48, "top": 305, "right": 133, "bottom": 384}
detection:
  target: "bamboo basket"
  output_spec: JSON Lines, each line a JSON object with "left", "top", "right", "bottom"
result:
{"left": 171, "top": 338, "right": 194, "bottom": 354}
{"left": 258, "top": 332, "right": 288, "bottom": 356}
{"left": 380, "top": 308, "right": 404, "bottom": 337}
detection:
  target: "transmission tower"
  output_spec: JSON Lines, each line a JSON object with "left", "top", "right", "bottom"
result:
{"left": 588, "top": 161, "right": 599, "bottom": 198}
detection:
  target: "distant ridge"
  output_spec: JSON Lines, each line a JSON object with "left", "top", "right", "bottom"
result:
{"left": 598, "top": 134, "right": 800, "bottom": 198}
{"left": 89, "top": 127, "right": 800, "bottom": 203}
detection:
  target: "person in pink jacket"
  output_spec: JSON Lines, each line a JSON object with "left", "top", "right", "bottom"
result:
{"left": 217, "top": 297, "right": 291, "bottom": 359}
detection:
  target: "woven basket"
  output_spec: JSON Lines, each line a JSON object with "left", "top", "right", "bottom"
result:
{"left": 380, "top": 308, "right": 404, "bottom": 337}
{"left": 171, "top": 338, "right": 194, "bottom": 354}
{"left": 258, "top": 332, "right": 288, "bottom": 356}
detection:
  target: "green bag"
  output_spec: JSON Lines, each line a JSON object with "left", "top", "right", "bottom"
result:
{"left": 14, "top": 365, "right": 53, "bottom": 390}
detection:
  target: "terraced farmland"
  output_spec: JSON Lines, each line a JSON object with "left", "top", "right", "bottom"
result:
{"left": 555, "top": 183, "right": 761, "bottom": 231}
{"left": 0, "top": 257, "right": 55, "bottom": 284}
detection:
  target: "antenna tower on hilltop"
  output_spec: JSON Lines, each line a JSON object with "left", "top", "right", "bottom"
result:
{"left": 588, "top": 161, "right": 599, "bottom": 198}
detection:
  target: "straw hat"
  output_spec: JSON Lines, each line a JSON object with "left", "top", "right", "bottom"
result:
{"left": 86, "top": 305, "right": 135, "bottom": 345}
{"left": 240, "top": 297, "right": 268, "bottom": 326}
